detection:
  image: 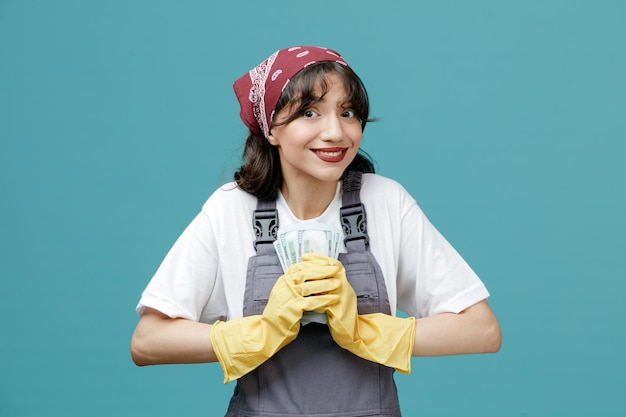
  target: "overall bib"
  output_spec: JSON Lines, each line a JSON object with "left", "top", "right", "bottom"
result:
{"left": 225, "top": 172, "right": 402, "bottom": 417}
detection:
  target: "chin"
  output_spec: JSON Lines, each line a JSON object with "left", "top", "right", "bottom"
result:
{"left": 316, "top": 168, "right": 349, "bottom": 183}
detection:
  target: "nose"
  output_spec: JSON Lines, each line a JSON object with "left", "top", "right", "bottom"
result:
{"left": 319, "top": 113, "right": 345, "bottom": 142}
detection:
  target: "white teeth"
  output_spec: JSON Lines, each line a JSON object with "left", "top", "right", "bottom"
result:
{"left": 317, "top": 150, "right": 343, "bottom": 156}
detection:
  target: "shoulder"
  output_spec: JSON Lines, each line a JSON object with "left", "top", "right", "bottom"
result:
{"left": 361, "top": 173, "right": 406, "bottom": 192}
{"left": 201, "top": 182, "right": 257, "bottom": 220}
{"left": 360, "top": 173, "right": 417, "bottom": 210}
{"left": 203, "top": 182, "right": 256, "bottom": 207}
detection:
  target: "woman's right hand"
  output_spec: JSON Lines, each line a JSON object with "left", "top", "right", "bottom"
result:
{"left": 210, "top": 260, "right": 340, "bottom": 383}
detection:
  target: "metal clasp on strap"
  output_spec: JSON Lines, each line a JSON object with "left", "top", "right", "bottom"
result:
{"left": 340, "top": 202, "right": 369, "bottom": 246}
{"left": 253, "top": 208, "right": 278, "bottom": 250}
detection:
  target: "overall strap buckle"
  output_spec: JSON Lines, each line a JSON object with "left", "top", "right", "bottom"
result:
{"left": 340, "top": 171, "right": 369, "bottom": 247}
{"left": 340, "top": 203, "right": 369, "bottom": 246}
{"left": 253, "top": 200, "right": 278, "bottom": 251}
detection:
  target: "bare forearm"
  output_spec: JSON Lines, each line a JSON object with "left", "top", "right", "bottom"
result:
{"left": 131, "top": 308, "right": 217, "bottom": 366}
{"left": 412, "top": 300, "right": 501, "bottom": 357}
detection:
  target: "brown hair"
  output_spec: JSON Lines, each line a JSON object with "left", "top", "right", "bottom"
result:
{"left": 234, "top": 61, "right": 375, "bottom": 200}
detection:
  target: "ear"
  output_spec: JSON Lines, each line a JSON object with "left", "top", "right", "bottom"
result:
{"left": 267, "top": 129, "right": 279, "bottom": 146}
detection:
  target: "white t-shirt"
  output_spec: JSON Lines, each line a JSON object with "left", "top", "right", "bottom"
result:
{"left": 136, "top": 174, "right": 489, "bottom": 322}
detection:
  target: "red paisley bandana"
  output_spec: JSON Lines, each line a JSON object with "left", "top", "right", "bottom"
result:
{"left": 233, "top": 46, "right": 350, "bottom": 138}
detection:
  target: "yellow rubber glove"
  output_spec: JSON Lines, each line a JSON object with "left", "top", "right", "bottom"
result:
{"left": 302, "top": 253, "right": 416, "bottom": 374}
{"left": 210, "top": 261, "right": 341, "bottom": 383}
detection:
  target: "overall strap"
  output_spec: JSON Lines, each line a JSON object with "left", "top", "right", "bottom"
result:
{"left": 253, "top": 172, "right": 368, "bottom": 254}
{"left": 340, "top": 171, "right": 369, "bottom": 252}
{"left": 252, "top": 198, "right": 278, "bottom": 254}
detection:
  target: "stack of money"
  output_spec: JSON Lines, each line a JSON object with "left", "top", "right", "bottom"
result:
{"left": 273, "top": 222, "right": 341, "bottom": 272}
{"left": 273, "top": 222, "right": 342, "bottom": 325}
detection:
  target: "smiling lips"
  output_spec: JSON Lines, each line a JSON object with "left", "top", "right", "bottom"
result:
{"left": 312, "top": 147, "right": 348, "bottom": 162}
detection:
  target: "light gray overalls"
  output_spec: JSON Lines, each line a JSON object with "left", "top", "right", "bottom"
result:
{"left": 225, "top": 171, "right": 402, "bottom": 417}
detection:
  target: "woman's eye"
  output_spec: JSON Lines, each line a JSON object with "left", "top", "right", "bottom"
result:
{"left": 342, "top": 110, "right": 356, "bottom": 118}
{"left": 303, "top": 110, "right": 318, "bottom": 118}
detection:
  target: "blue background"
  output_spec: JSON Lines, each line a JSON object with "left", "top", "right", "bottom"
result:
{"left": 1, "top": 1, "right": 625, "bottom": 416}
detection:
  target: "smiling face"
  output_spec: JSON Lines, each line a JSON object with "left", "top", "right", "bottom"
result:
{"left": 267, "top": 72, "right": 363, "bottom": 191}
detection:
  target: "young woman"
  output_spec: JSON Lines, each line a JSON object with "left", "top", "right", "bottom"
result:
{"left": 131, "top": 46, "right": 501, "bottom": 417}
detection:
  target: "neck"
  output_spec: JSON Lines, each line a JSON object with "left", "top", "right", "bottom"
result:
{"left": 280, "top": 178, "right": 338, "bottom": 220}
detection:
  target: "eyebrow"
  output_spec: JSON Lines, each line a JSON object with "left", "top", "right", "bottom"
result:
{"left": 303, "top": 94, "right": 353, "bottom": 107}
